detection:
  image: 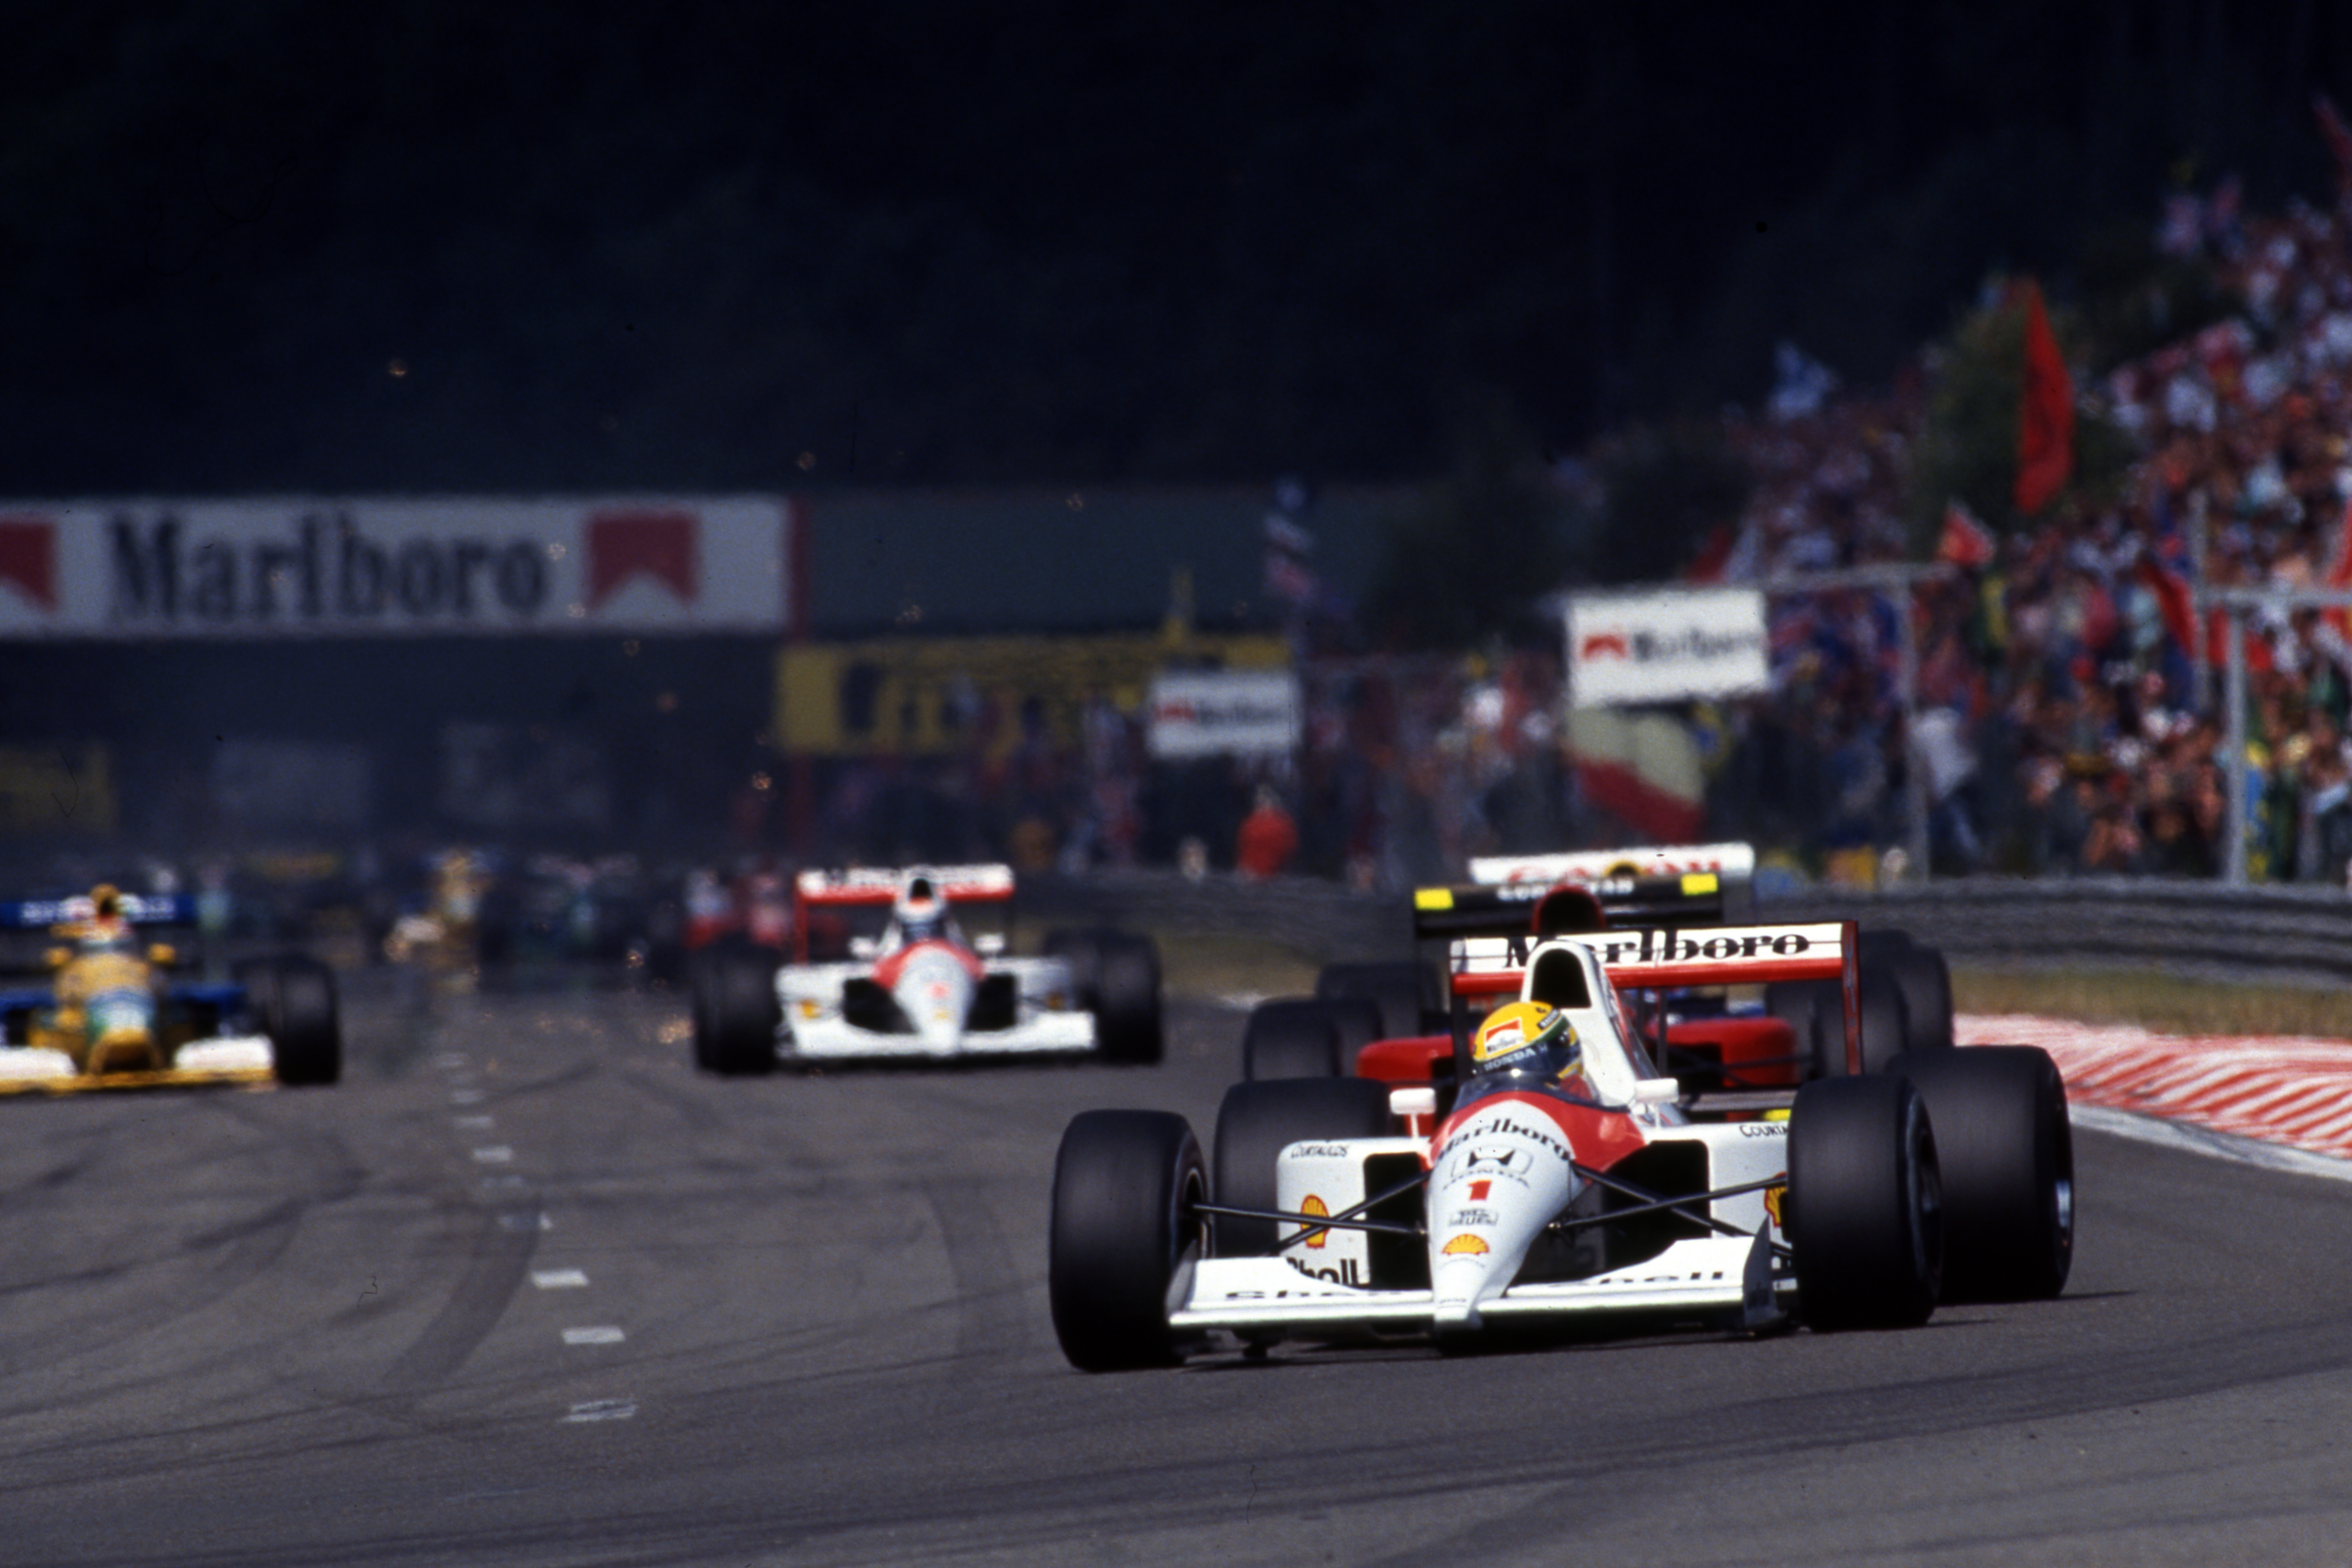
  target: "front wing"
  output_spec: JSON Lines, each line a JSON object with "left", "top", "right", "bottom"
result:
{"left": 0, "top": 1034, "right": 276, "bottom": 1096}
{"left": 1171, "top": 1230, "right": 1788, "bottom": 1339}
{"left": 775, "top": 957, "right": 1097, "bottom": 1061}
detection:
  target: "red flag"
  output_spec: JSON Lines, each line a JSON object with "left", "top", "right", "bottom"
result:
{"left": 2014, "top": 281, "right": 2074, "bottom": 517}
{"left": 2317, "top": 94, "right": 2352, "bottom": 200}
{"left": 2134, "top": 554, "right": 2197, "bottom": 656}
{"left": 2324, "top": 496, "right": 2352, "bottom": 642}
{"left": 1937, "top": 501, "right": 1995, "bottom": 568}
{"left": 1685, "top": 524, "right": 1734, "bottom": 582}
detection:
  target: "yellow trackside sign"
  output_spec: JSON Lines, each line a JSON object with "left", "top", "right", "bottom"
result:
{"left": 775, "top": 632, "right": 1289, "bottom": 759}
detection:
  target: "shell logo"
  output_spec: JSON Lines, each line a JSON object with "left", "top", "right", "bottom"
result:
{"left": 1763, "top": 1184, "right": 1787, "bottom": 1229}
{"left": 1299, "top": 1194, "right": 1330, "bottom": 1249}
{"left": 1441, "top": 1234, "right": 1490, "bottom": 1256}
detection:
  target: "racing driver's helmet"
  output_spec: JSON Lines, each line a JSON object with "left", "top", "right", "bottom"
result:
{"left": 892, "top": 875, "right": 949, "bottom": 945}
{"left": 1470, "top": 999, "right": 1582, "bottom": 1084}
{"left": 78, "top": 884, "right": 133, "bottom": 952}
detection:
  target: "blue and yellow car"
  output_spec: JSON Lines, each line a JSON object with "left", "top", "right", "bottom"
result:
{"left": 0, "top": 886, "right": 339, "bottom": 1093}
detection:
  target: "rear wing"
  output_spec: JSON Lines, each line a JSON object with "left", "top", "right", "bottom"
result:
{"left": 0, "top": 894, "right": 196, "bottom": 930}
{"left": 1468, "top": 842, "right": 1757, "bottom": 886}
{"left": 1445, "top": 920, "right": 1862, "bottom": 1076}
{"left": 1411, "top": 870, "right": 1735, "bottom": 943}
{"left": 794, "top": 865, "right": 1017, "bottom": 908}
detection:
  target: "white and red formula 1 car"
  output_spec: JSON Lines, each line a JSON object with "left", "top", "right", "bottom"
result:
{"left": 1049, "top": 916, "right": 2072, "bottom": 1370}
{"left": 688, "top": 864, "right": 1161, "bottom": 1073}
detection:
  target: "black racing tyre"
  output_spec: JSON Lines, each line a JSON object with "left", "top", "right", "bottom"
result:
{"left": 266, "top": 956, "right": 342, "bottom": 1087}
{"left": 1094, "top": 932, "right": 1164, "bottom": 1065}
{"left": 1242, "top": 999, "right": 1343, "bottom": 1081}
{"left": 1885, "top": 945, "right": 1955, "bottom": 1055}
{"left": 1890, "top": 1046, "right": 2072, "bottom": 1302}
{"left": 233, "top": 957, "right": 284, "bottom": 1042}
{"left": 1048, "top": 1109, "right": 1205, "bottom": 1372}
{"left": 1788, "top": 1073, "right": 1943, "bottom": 1331}
{"left": 1765, "top": 977, "right": 1844, "bottom": 1079}
{"left": 1315, "top": 961, "right": 1425, "bottom": 1040}
{"left": 693, "top": 946, "right": 781, "bottom": 1075}
{"left": 1210, "top": 1077, "right": 1392, "bottom": 1257}
{"left": 686, "top": 949, "right": 722, "bottom": 1071}
{"left": 1320, "top": 995, "right": 1387, "bottom": 1070}
{"left": 1858, "top": 971, "right": 1910, "bottom": 1076}
{"left": 1042, "top": 928, "right": 1106, "bottom": 1005}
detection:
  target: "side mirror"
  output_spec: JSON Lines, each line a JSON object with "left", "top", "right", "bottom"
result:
{"left": 1631, "top": 1078, "right": 1682, "bottom": 1106}
{"left": 972, "top": 932, "right": 1006, "bottom": 956}
{"left": 847, "top": 935, "right": 880, "bottom": 960}
{"left": 147, "top": 943, "right": 178, "bottom": 967}
{"left": 44, "top": 946, "right": 70, "bottom": 970}
{"left": 1388, "top": 1086, "right": 1437, "bottom": 1119}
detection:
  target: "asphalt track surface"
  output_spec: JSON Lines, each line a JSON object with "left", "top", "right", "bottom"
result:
{"left": 6, "top": 978, "right": 2352, "bottom": 1567}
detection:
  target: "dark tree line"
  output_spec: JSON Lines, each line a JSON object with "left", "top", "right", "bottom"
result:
{"left": 4, "top": 1, "right": 2348, "bottom": 497}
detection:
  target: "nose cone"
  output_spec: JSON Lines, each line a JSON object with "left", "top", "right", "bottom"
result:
{"left": 892, "top": 948, "right": 973, "bottom": 1048}
{"left": 1425, "top": 1096, "right": 1583, "bottom": 1331}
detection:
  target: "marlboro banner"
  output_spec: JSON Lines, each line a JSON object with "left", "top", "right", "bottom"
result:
{"left": 1566, "top": 587, "right": 1769, "bottom": 706}
{"left": 0, "top": 498, "right": 796, "bottom": 638}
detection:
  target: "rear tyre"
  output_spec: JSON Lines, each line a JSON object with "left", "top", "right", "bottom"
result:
{"left": 693, "top": 946, "right": 781, "bottom": 1075}
{"left": 1882, "top": 945, "right": 1957, "bottom": 1053}
{"left": 1210, "top": 1077, "right": 1392, "bottom": 1257}
{"left": 1092, "top": 933, "right": 1163, "bottom": 1065}
{"left": 1242, "top": 999, "right": 1343, "bottom": 1081}
{"left": 265, "top": 957, "right": 342, "bottom": 1087}
{"left": 1789, "top": 1074, "right": 1942, "bottom": 1331}
{"left": 1765, "top": 977, "right": 1843, "bottom": 1079}
{"left": 1857, "top": 971, "right": 1910, "bottom": 1076}
{"left": 1314, "top": 961, "right": 1425, "bottom": 1039}
{"left": 1048, "top": 1110, "right": 1205, "bottom": 1372}
{"left": 1891, "top": 1046, "right": 2072, "bottom": 1302}
{"left": 1319, "top": 995, "right": 1386, "bottom": 1071}
{"left": 1042, "top": 928, "right": 1105, "bottom": 1002}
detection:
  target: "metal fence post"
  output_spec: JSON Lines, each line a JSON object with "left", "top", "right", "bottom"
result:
{"left": 2224, "top": 601, "right": 2248, "bottom": 887}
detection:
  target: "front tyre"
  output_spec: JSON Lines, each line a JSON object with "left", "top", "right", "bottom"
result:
{"left": 265, "top": 957, "right": 341, "bottom": 1087}
{"left": 693, "top": 945, "right": 781, "bottom": 1075}
{"left": 1048, "top": 1110, "right": 1205, "bottom": 1372}
{"left": 1789, "top": 1074, "right": 1942, "bottom": 1331}
{"left": 1892, "top": 1046, "right": 2072, "bottom": 1301}
{"left": 1093, "top": 933, "right": 1164, "bottom": 1065}
{"left": 1241, "top": 999, "right": 1344, "bottom": 1080}
{"left": 1210, "top": 1078, "right": 1392, "bottom": 1257}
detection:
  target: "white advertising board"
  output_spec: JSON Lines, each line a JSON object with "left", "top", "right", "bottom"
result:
{"left": 1566, "top": 586, "right": 1768, "bottom": 705}
{"left": 0, "top": 498, "right": 795, "bottom": 638}
{"left": 1146, "top": 669, "right": 1301, "bottom": 760}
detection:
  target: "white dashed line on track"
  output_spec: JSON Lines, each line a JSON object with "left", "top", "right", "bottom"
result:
{"left": 454, "top": 1114, "right": 495, "bottom": 1129}
{"left": 450, "top": 1088, "right": 485, "bottom": 1105}
{"left": 498, "top": 1210, "right": 553, "bottom": 1232}
{"left": 531, "top": 1268, "right": 590, "bottom": 1289}
{"left": 563, "top": 1399, "right": 636, "bottom": 1423}
{"left": 562, "top": 1326, "right": 626, "bottom": 1346}
{"left": 471, "top": 1146, "right": 515, "bottom": 1163}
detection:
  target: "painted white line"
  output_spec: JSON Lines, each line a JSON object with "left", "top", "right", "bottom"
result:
{"left": 454, "top": 1114, "right": 495, "bottom": 1130}
{"left": 2072, "top": 1103, "right": 2352, "bottom": 1185}
{"left": 432, "top": 1051, "right": 469, "bottom": 1070}
{"left": 531, "top": 1268, "right": 590, "bottom": 1290}
{"left": 472, "top": 1146, "right": 515, "bottom": 1164}
{"left": 562, "top": 1399, "right": 636, "bottom": 1423}
{"left": 450, "top": 1088, "right": 486, "bottom": 1106}
{"left": 498, "top": 1211, "right": 553, "bottom": 1232}
{"left": 562, "top": 1326, "right": 626, "bottom": 1346}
